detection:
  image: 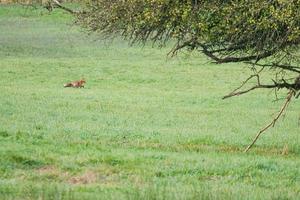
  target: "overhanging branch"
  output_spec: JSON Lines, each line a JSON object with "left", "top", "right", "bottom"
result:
{"left": 245, "top": 62, "right": 300, "bottom": 74}
{"left": 223, "top": 73, "right": 300, "bottom": 152}
{"left": 45, "top": 0, "right": 79, "bottom": 14}
{"left": 199, "top": 43, "right": 274, "bottom": 64}
{"left": 223, "top": 81, "right": 298, "bottom": 99}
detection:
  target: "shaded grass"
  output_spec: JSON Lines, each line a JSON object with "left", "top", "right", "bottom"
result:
{"left": 0, "top": 4, "right": 300, "bottom": 200}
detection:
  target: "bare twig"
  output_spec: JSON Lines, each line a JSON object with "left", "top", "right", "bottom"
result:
{"left": 223, "top": 68, "right": 264, "bottom": 99}
{"left": 223, "top": 76, "right": 299, "bottom": 99}
{"left": 222, "top": 84, "right": 283, "bottom": 99}
{"left": 199, "top": 43, "right": 275, "bottom": 64}
{"left": 244, "top": 90, "right": 294, "bottom": 152}
{"left": 223, "top": 74, "right": 300, "bottom": 152}
{"left": 227, "top": 75, "right": 258, "bottom": 94}
{"left": 46, "top": 0, "right": 78, "bottom": 14}
{"left": 245, "top": 62, "right": 300, "bottom": 74}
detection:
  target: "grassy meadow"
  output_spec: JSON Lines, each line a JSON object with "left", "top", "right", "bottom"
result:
{"left": 0, "top": 5, "right": 300, "bottom": 200}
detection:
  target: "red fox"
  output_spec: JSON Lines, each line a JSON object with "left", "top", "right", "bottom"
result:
{"left": 64, "top": 79, "right": 86, "bottom": 88}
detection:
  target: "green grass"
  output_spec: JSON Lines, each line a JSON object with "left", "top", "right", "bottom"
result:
{"left": 0, "top": 5, "right": 300, "bottom": 200}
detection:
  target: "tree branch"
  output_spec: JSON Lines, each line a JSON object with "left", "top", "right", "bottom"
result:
{"left": 46, "top": 0, "right": 78, "bottom": 14}
{"left": 223, "top": 74, "right": 300, "bottom": 99}
{"left": 200, "top": 45, "right": 274, "bottom": 63}
{"left": 245, "top": 62, "right": 300, "bottom": 74}
{"left": 223, "top": 85, "right": 269, "bottom": 99}
{"left": 244, "top": 90, "right": 294, "bottom": 152}
{"left": 223, "top": 74, "right": 300, "bottom": 152}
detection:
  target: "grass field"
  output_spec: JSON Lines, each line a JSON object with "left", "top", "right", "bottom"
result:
{"left": 0, "top": 5, "right": 300, "bottom": 200}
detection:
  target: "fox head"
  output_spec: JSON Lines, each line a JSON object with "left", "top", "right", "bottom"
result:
{"left": 80, "top": 79, "right": 86, "bottom": 84}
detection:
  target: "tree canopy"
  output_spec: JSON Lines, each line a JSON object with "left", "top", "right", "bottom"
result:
{"left": 77, "top": 0, "right": 299, "bottom": 65}
{"left": 75, "top": 0, "right": 300, "bottom": 98}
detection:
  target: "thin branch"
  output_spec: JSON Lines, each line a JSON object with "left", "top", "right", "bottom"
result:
{"left": 199, "top": 43, "right": 275, "bottom": 64}
{"left": 244, "top": 90, "right": 294, "bottom": 152}
{"left": 49, "top": 0, "right": 77, "bottom": 14}
{"left": 168, "top": 38, "right": 195, "bottom": 56}
{"left": 245, "top": 62, "right": 300, "bottom": 74}
{"left": 223, "top": 85, "right": 268, "bottom": 99}
{"left": 223, "top": 76, "right": 299, "bottom": 99}
{"left": 223, "top": 67, "right": 264, "bottom": 99}
{"left": 222, "top": 75, "right": 300, "bottom": 152}
{"left": 222, "top": 84, "right": 286, "bottom": 99}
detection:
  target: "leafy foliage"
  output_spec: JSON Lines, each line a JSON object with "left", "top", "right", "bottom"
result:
{"left": 77, "top": 0, "right": 300, "bottom": 67}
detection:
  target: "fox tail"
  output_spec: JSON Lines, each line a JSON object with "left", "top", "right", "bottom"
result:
{"left": 64, "top": 83, "right": 72, "bottom": 87}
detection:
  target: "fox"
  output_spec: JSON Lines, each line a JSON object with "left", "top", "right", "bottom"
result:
{"left": 64, "top": 79, "right": 86, "bottom": 88}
